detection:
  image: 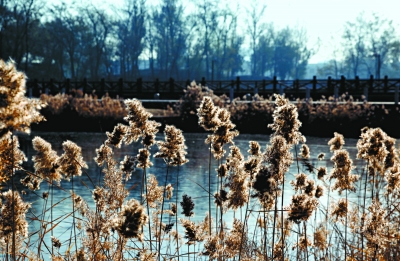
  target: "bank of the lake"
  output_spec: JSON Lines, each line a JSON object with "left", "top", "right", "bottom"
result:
{"left": 32, "top": 107, "right": 400, "bottom": 138}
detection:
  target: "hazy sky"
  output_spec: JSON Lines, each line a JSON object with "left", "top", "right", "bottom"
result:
{"left": 262, "top": 0, "right": 400, "bottom": 63}
{"left": 69, "top": 0, "right": 400, "bottom": 64}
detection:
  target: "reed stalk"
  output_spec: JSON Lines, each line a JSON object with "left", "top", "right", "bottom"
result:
{"left": 362, "top": 160, "right": 369, "bottom": 261}
{"left": 271, "top": 192, "right": 278, "bottom": 260}
{"left": 208, "top": 144, "right": 212, "bottom": 235}
{"left": 176, "top": 166, "right": 180, "bottom": 261}
{"left": 345, "top": 188, "right": 348, "bottom": 261}
{"left": 158, "top": 165, "right": 170, "bottom": 261}
{"left": 72, "top": 174, "right": 78, "bottom": 258}
{"left": 143, "top": 167, "right": 153, "bottom": 253}
{"left": 11, "top": 134, "right": 16, "bottom": 261}
{"left": 281, "top": 177, "right": 285, "bottom": 261}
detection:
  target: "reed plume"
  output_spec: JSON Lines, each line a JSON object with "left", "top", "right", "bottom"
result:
{"left": 105, "top": 123, "right": 128, "bottom": 148}
{"left": 268, "top": 94, "right": 304, "bottom": 145}
{"left": 357, "top": 127, "right": 396, "bottom": 175}
{"left": 330, "top": 149, "right": 359, "bottom": 194}
{"left": 328, "top": 132, "right": 345, "bottom": 151}
{"left": 154, "top": 125, "right": 188, "bottom": 166}
{"left": 225, "top": 146, "right": 248, "bottom": 210}
{"left": 154, "top": 124, "right": 188, "bottom": 259}
{"left": 0, "top": 132, "right": 26, "bottom": 185}
{"left": 287, "top": 193, "right": 318, "bottom": 223}
{"left": 124, "top": 98, "right": 160, "bottom": 147}
{"left": 0, "top": 190, "right": 31, "bottom": 254}
{"left": 361, "top": 200, "right": 388, "bottom": 258}
{"left": 30, "top": 136, "right": 61, "bottom": 184}
{"left": 197, "top": 96, "right": 220, "bottom": 132}
{"left": 180, "top": 194, "right": 194, "bottom": 217}
{"left": 112, "top": 198, "right": 148, "bottom": 241}
{"left": 0, "top": 59, "right": 45, "bottom": 138}
{"left": 57, "top": 140, "right": 88, "bottom": 180}
{"left": 145, "top": 175, "right": 164, "bottom": 209}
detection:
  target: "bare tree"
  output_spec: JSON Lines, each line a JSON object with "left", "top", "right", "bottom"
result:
{"left": 342, "top": 13, "right": 367, "bottom": 77}
{"left": 152, "top": 0, "right": 189, "bottom": 80}
{"left": 342, "top": 12, "right": 399, "bottom": 78}
{"left": 290, "top": 27, "right": 315, "bottom": 79}
{"left": 194, "top": 0, "right": 219, "bottom": 79}
{"left": 83, "top": 5, "right": 113, "bottom": 80}
{"left": 0, "top": 0, "right": 42, "bottom": 72}
{"left": 246, "top": 0, "right": 267, "bottom": 77}
{"left": 212, "top": 7, "right": 243, "bottom": 79}
{"left": 253, "top": 26, "right": 313, "bottom": 80}
{"left": 48, "top": 3, "right": 89, "bottom": 79}
{"left": 116, "top": 0, "right": 146, "bottom": 80}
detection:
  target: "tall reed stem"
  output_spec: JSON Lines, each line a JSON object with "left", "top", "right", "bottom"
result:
{"left": 272, "top": 192, "right": 278, "bottom": 260}
{"left": 238, "top": 184, "right": 252, "bottom": 261}
{"left": 11, "top": 134, "right": 16, "bottom": 261}
{"left": 345, "top": 189, "right": 348, "bottom": 261}
{"left": 208, "top": 144, "right": 212, "bottom": 235}
{"left": 304, "top": 221, "right": 309, "bottom": 261}
{"left": 158, "top": 165, "right": 170, "bottom": 261}
{"left": 176, "top": 166, "right": 180, "bottom": 261}
{"left": 51, "top": 183, "right": 54, "bottom": 256}
{"left": 72, "top": 174, "right": 78, "bottom": 258}
{"left": 143, "top": 167, "right": 153, "bottom": 253}
{"left": 281, "top": 178, "right": 285, "bottom": 261}
{"left": 361, "top": 160, "right": 369, "bottom": 261}
{"left": 37, "top": 186, "right": 50, "bottom": 257}
{"left": 219, "top": 175, "right": 223, "bottom": 228}
{"left": 263, "top": 210, "right": 267, "bottom": 261}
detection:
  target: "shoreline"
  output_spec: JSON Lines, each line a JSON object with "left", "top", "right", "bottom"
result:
{"left": 32, "top": 109, "right": 400, "bottom": 138}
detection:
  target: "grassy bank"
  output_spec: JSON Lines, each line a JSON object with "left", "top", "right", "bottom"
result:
{"left": 35, "top": 86, "right": 400, "bottom": 138}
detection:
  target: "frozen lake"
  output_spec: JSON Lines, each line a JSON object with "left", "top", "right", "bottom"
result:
{"left": 15, "top": 131, "right": 366, "bottom": 260}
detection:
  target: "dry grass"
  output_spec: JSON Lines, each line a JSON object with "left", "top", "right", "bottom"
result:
{"left": 40, "top": 92, "right": 177, "bottom": 120}
{"left": 2, "top": 61, "right": 400, "bottom": 260}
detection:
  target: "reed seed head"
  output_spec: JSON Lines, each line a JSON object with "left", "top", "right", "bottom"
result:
{"left": 330, "top": 149, "right": 359, "bottom": 193}
{"left": 32, "top": 136, "right": 61, "bottom": 183}
{"left": 0, "top": 190, "right": 31, "bottom": 239}
{"left": 357, "top": 127, "right": 396, "bottom": 174}
{"left": 300, "top": 144, "right": 310, "bottom": 159}
{"left": 268, "top": 94, "right": 304, "bottom": 145}
{"left": 197, "top": 96, "right": 220, "bottom": 131}
{"left": 313, "top": 224, "right": 328, "bottom": 251}
{"left": 51, "top": 236, "right": 61, "bottom": 248}
{"left": 57, "top": 140, "right": 88, "bottom": 180}
{"left": 0, "top": 132, "right": 26, "bottom": 184}
{"left": 248, "top": 141, "right": 261, "bottom": 156}
{"left": 105, "top": 123, "right": 128, "bottom": 148}
{"left": 317, "top": 166, "right": 327, "bottom": 180}
{"left": 94, "top": 144, "right": 113, "bottom": 167}
{"left": 144, "top": 175, "right": 163, "bottom": 208}
{"left": 330, "top": 198, "right": 348, "bottom": 222}
{"left": 291, "top": 173, "right": 308, "bottom": 192}
{"left": 137, "top": 148, "right": 152, "bottom": 169}
{"left": 315, "top": 185, "right": 324, "bottom": 198}
{"left": 0, "top": 59, "right": 45, "bottom": 136}
{"left": 112, "top": 198, "right": 148, "bottom": 240}
{"left": 264, "top": 135, "right": 293, "bottom": 183}
{"left": 154, "top": 125, "right": 188, "bottom": 166}
{"left": 119, "top": 155, "right": 136, "bottom": 181}
{"left": 328, "top": 132, "right": 345, "bottom": 151}
{"left": 287, "top": 193, "right": 318, "bottom": 223}
{"left": 217, "top": 163, "right": 228, "bottom": 178}
{"left": 180, "top": 194, "right": 194, "bottom": 217}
